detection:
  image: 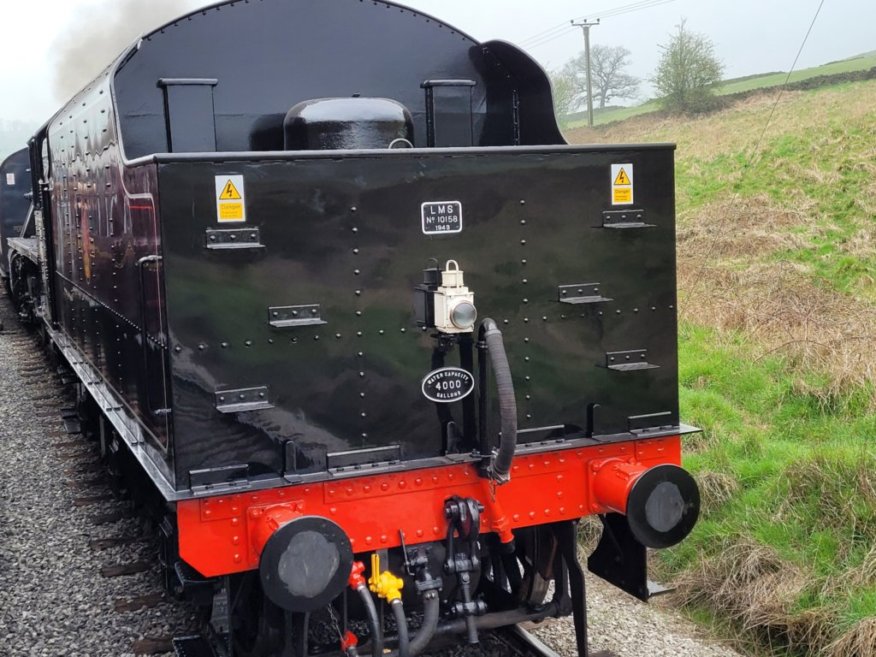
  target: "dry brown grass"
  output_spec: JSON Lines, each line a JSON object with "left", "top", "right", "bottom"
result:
{"left": 696, "top": 470, "right": 741, "bottom": 515}
{"left": 571, "top": 82, "right": 876, "bottom": 407}
{"left": 780, "top": 453, "right": 876, "bottom": 540}
{"left": 577, "top": 514, "right": 603, "bottom": 552}
{"left": 674, "top": 189, "right": 876, "bottom": 407}
{"left": 568, "top": 82, "right": 876, "bottom": 163}
{"left": 848, "top": 545, "right": 876, "bottom": 588}
{"left": 676, "top": 195, "right": 815, "bottom": 257}
{"left": 826, "top": 617, "right": 876, "bottom": 657}
{"left": 679, "top": 256, "right": 876, "bottom": 407}
{"left": 676, "top": 538, "right": 835, "bottom": 655}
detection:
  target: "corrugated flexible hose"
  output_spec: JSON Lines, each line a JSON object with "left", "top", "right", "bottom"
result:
{"left": 480, "top": 318, "right": 517, "bottom": 483}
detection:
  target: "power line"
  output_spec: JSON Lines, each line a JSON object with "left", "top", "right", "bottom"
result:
{"left": 520, "top": 0, "right": 676, "bottom": 49}
{"left": 520, "top": 0, "right": 674, "bottom": 43}
{"left": 679, "top": 0, "right": 828, "bottom": 315}
{"left": 749, "top": 0, "right": 826, "bottom": 163}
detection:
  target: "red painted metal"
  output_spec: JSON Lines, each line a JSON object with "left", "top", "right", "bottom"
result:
{"left": 349, "top": 561, "right": 366, "bottom": 590}
{"left": 591, "top": 459, "right": 649, "bottom": 515}
{"left": 177, "top": 436, "right": 682, "bottom": 577}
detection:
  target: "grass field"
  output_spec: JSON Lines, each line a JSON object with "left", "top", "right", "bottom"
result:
{"left": 568, "top": 79, "right": 876, "bottom": 656}
{"left": 562, "top": 51, "right": 876, "bottom": 128}
{"left": 716, "top": 52, "right": 876, "bottom": 95}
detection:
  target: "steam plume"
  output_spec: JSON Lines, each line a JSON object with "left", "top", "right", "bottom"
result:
{"left": 52, "top": 0, "right": 206, "bottom": 101}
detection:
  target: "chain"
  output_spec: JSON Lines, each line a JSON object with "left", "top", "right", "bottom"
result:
{"left": 327, "top": 603, "right": 344, "bottom": 643}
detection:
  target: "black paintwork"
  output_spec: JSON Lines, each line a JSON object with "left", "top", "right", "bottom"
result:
{"left": 112, "top": 0, "right": 564, "bottom": 158}
{"left": 22, "top": 0, "right": 683, "bottom": 498}
{"left": 284, "top": 97, "right": 415, "bottom": 151}
{"left": 158, "top": 145, "right": 679, "bottom": 486}
{"left": 0, "top": 149, "right": 32, "bottom": 277}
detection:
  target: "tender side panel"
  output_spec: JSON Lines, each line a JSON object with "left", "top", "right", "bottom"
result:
{"left": 46, "top": 79, "right": 175, "bottom": 484}
{"left": 158, "top": 147, "right": 678, "bottom": 488}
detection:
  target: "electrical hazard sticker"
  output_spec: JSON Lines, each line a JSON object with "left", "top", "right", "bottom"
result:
{"left": 215, "top": 175, "right": 247, "bottom": 223}
{"left": 611, "top": 163, "right": 634, "bottom": 206}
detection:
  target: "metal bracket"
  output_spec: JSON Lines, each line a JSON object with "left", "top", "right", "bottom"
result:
{"left": 602, "top": 209, "right": 653, "bottom": 229}
{"left": 558, "top": 283, "right": 612, "bottom": 305}
{"left": 628, "top": 411, "right": 673, "bottom": 433}
{"left": 604, "top": 349, "right": 659, "bottom": 372}
{"left": 188, "top": 464, "right": 250, "bottom": 494}
{"left": 327, "top": 445, "right": 402, "bottom": 471}
{"left": 205, "top": 228, "right": 264, "bottom": 250}
{"left": 268, "top": 304, "right": 327, "bottom": 328}
{"left": 214, "top": 386, "right": 273, "bottom": 413}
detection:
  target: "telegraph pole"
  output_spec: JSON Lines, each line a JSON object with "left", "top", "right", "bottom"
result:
{"left": 571, "top": 19, "right": 600, "bottom": 127}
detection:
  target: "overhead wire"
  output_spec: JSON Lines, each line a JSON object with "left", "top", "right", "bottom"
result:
{"left": 678, "top": 0, "right": 828, "bottom": 316}
{"left": 519, "top": 0, "right": 676, "bottom": 49}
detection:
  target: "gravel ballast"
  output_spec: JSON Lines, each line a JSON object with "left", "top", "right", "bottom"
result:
{"left": 0, "top": 288, "right": 741, "bottom": 657}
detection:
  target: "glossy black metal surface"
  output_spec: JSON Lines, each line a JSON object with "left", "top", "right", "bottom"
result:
{"left": 158, "top": 145, "right": 679, "bottom": 486}
{"left": 25, "top": 0, "right": 681, "bottom": 498}
{"left": 0, "top": 148, "right": 32, "bottom": 277}
{"left": 284, "top": 97, "right": 414, "bottom": 150}
{"left": 112, "top": 0, "right": 564, "bottom": 158}
{"left": 42, "top": 73, "right": 174, "bottom": 484}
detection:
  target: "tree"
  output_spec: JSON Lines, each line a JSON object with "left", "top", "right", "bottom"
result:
{"left": 654, "top": 20, "right": 724, "bottom": 113}
{"left": 550, "top": 70, "right": 579, "bottom": 119}
{"left": 551, "top": 45, "right": 640, "bottom": 120}
{"left": 589, "top": 45, "right": 640, "bottom": 110}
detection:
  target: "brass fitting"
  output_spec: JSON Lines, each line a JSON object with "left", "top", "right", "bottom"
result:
{"left": 368, "top": 553, "right": 404, "bottom": 603}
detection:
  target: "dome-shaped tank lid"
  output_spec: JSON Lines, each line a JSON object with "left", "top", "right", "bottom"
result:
{"left": 284, "top": 97, "right": 414, "bottom": 151}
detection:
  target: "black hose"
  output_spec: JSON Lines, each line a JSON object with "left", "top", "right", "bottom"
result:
{"left": 409, "top": 591, "right": 440, "bottom": 656}
{"left": 391, "top": 600, "right": 410, "bottom": 657}
{"left": 382, "top": 590, "right": 440, "bottom": 657}
{"left": 357, "top": 586, "right": 383, "bottom": 657}
{"left": 479, "top": 318, "right": 517, "bottom": 483}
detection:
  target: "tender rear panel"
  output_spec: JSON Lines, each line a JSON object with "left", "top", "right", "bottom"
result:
{"left": 158, "top": 146, "right": 678, "bottom": 488}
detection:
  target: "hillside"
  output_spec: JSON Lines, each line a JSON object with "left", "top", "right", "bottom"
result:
{"left": 565, "top": 51, "right": 876, "bottom": 128}
{"left": 568, "top": 79, "right": 876, "bottom": 656}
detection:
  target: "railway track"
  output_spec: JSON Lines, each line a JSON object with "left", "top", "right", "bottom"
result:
{"left": 0, "top": 285, "right": 589, "bottom": 657}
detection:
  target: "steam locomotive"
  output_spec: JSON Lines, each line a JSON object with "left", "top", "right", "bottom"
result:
{"left": 1, "top": 1, "right": 700, "bottom": 655}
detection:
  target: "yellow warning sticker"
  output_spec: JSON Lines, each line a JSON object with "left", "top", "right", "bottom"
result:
{"left": 219, "top": 203, "right": 244, "bottom": 220}
{"left": 215, "top": 175, "right": 247, "bottom": 223}
{"left": 219, "top": 180, "right": 243, "bottom": 200}
{"left": 611, "top": 163, "right": 634, "bottom": 206}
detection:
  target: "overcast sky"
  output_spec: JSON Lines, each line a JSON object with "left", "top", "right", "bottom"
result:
{"left": 0, "top": 0, "right": 872, "bottom": 125}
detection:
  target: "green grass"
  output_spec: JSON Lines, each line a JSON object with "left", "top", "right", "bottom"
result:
{"left": 716, "top": 52, "right": 876, "bottom": 95}
{"left": 661, "top": 323, "right": 876, "bottom": 651}
{"left": 664, "top": 84, "right": 875, "bottom": 653}
{"left": 562, "top": 100, "right": 661, "bottom": 128}
{"left": 562, "top": 51, "right": 876, "bottom": 129}
{"left": 674, "top": 88, "right": 876, "bottom": 303}
{"left": 567, "top": 78, "right": 876, "bottom": 654}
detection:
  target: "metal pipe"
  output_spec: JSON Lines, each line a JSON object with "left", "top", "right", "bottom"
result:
{"left": 436, "top": 601, "right": 561, "bottom": 635}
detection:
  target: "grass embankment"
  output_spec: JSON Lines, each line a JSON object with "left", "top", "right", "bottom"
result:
{"left": 568, "top": 80, "right": 876, "bottom": 656}
{"left": 564, "top": 52, "right": 876, "bottom": 128}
